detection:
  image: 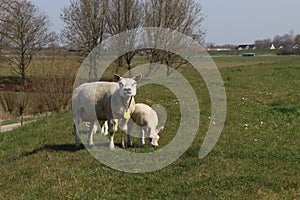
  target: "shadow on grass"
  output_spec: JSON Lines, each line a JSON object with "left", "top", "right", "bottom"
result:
{"left": 23, "top": 144, "right": 85, "bottom": 157}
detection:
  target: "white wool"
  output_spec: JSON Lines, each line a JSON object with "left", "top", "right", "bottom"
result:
{"left": 128, "top": 103, "right": 163, "bottom": 147}
{"left": 72, "top": 74, "right": 142, "bottom": 149}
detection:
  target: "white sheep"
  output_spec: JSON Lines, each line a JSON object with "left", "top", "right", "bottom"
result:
{"left": 72, "top": 74, "right": 142, "bottom": 150}
{"left": 128, "top": 103, "right": 164, "bottom": 147}
{"left": 85, "top": 120, "right": 118, "bottom": 135}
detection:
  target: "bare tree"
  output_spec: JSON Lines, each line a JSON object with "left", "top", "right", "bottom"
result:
{"left": 255, "top": 38, "right": 272, "bottom": 49}
{"left": 15, "top": 92, "right": 30, "bottom": 126}
{"left": 0, "top": 92, "right": 16, "bottom": 115}
{"left": 294, "top": 35, "right": 300, "bottom": 47}
{"left": 273, "top": 33, "right": 294, "bottom": 49}
{"left": 0, "top": 0, "right": 53, "bottom": 83}
{"left": 145, "top": 0, "right": 204, "bottom": 40}
{"left": 61, "top": 0, "right": 108, "bottom": 55}
{"left": 61, "top": 0, "right": 108, "bottom": 79}
{"left": 106, "top": 0, "right": 143, "bottom": 73}
{"left": 144, "top": 0, "right": 205, "bottom": 75}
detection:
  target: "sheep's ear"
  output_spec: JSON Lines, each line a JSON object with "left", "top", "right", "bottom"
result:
{"left": 114, "top": 74, "right": 121, "bottom": 82}
{"left": 133, "top": 74, "right": 142, "bottom": 82}
{"left": 147, "top": 127, "right": 151, "bottom": 133}
{"left": 158, "top": 127, "right": 164, "bottom": 134}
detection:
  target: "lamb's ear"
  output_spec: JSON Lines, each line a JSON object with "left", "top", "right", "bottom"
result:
{"left": 133, "top": 74, "right": 142, "bottom": 82}
{"left": 158, "top": 127, "right": 164, "bottom": 134}
{"left": 147, "top": 127, "right": 151, "bottom": 133}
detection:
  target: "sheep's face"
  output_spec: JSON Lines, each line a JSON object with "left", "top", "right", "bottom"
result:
{"left": 148, "top": 127, "right": 164, "bottom": 147}
{"left": 114, "top": 74, "right": 142, "bottom": 98}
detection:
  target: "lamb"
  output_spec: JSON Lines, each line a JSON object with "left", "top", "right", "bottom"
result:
{"left": 72, "top": 74, "right": 142, "bottom": 150}
{"left": 128, "top": 103, "right": 164, "bottom": 147}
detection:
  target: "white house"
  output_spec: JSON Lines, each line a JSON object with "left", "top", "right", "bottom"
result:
{"left": 270, "top": 44, "right": 276, "bottom": 50}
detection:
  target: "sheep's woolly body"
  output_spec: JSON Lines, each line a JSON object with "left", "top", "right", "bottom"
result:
{"left": 72, "top": 74, "right": 142, "bottom": 149}
{"left": 73, "top": 82, "right": 135, "bottom": 121}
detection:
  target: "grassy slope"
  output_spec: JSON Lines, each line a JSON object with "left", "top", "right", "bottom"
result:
{"left": 0, "top": 56, "right": 300, "bottom": 199}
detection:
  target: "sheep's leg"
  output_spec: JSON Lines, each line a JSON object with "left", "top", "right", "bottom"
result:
{"left": 127, "top": 119, "right": 133, "bottom": 147}
{"left": 74, "top": 117, "right": 81, "bottom": 147}
{"left": 100, "top": 120, "right": 109, "bottom": 135}
{"left": 87, "top": 121, "right": 96, "bottom": 147}
{"left": 92, "top": 123, "right": 98, "bottom": 135}
{"left": 74, "top": 124, "right": 80, "bottom": 147}
{"left": 121, "top": 118, "right": 129, "bottom": 149}
{"left": 107, "top": 120, "right": 115, "bottom": 150}
{"left": 109, "top": 132, "right": 115, "bottom": 150}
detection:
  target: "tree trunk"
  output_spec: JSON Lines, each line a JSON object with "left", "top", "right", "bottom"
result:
{"left": 20, "top": 115, "right": 24, "bottom": 126}
{"left": 115, "top": 57, "right": 123, "bottom": 74}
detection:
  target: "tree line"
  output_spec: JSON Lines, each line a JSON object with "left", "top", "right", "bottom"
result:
{"left": 255, "top": 30, "right": 300, "bottom": 49}
{"left": 0, "top": 0, "right": 205, "bottom": 83}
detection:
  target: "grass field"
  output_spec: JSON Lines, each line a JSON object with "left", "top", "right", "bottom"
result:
{"left": 0, "top": 54, "right": 299, "bottom": 199}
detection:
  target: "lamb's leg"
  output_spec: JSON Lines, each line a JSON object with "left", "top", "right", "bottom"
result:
{"left": 142, "top": 128, "right": 145, "bottom": 146}
{"left": 121, "top": 131, "right": 126, "bottom": 149}
{"left": 138, "top": 127, "right": 145, "bottom": 147}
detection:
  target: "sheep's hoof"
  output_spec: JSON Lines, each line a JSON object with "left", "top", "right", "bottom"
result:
{"left": 109, "top": 143, "right": 115, "bottom": 150}
{"left": 127, "top": 142, "right": 133, "bottom": 148}
{"left": 75, "top": 145, "right": 82, "bottom": 150}
{"left": 138, "top": 143, "right": 144, "bottom": 148}
{"left": 138, "top": 141, "right": 145, "bottom": 148}
{"left": 121, "top": 141, "right": 126, "bottom": 149}
{"left": 87, "top": 142, "right": 94, "bottom": 148}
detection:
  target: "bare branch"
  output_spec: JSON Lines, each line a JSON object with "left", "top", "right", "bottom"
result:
{"left": 0, "top": 0, "right": 52, "bottom": 83}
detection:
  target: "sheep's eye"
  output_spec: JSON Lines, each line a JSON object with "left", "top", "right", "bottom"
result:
{"left": 132, "top": 82, "right": 137, "bottom": 87}
{"left": 119, "top": 82, "right": 124, "bottom": 87}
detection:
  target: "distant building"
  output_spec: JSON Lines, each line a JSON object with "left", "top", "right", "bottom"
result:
{"left": 270, "top": 44, "right": 276, "bottom": 50}
{"left": 237, "top": 44, "right": 255, "bottom": 50}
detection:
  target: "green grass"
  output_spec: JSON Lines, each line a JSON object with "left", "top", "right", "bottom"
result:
{"left": 0, "top": 55, "right": 300, "bottom": 199}
{"left": 208, "top": 49, "right": 277, "bottom": 56}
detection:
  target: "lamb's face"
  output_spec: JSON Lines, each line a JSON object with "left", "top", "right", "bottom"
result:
{"left": 148, "top": 127, "right": 164, "bottom": 147}
{"left": 114, "top": 74, "right": 142, "bottom": 98}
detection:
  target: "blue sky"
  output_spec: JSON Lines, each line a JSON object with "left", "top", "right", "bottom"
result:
{"left": 200, "top": 0, "right": 300, "bottom": 44}
{"left": 29, "top": 0, "right": 300, "bottom": 45}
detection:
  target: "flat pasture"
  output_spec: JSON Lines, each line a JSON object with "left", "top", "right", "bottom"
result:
{"left": 0, "top": 54, "right": 299, "bottom": 199}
